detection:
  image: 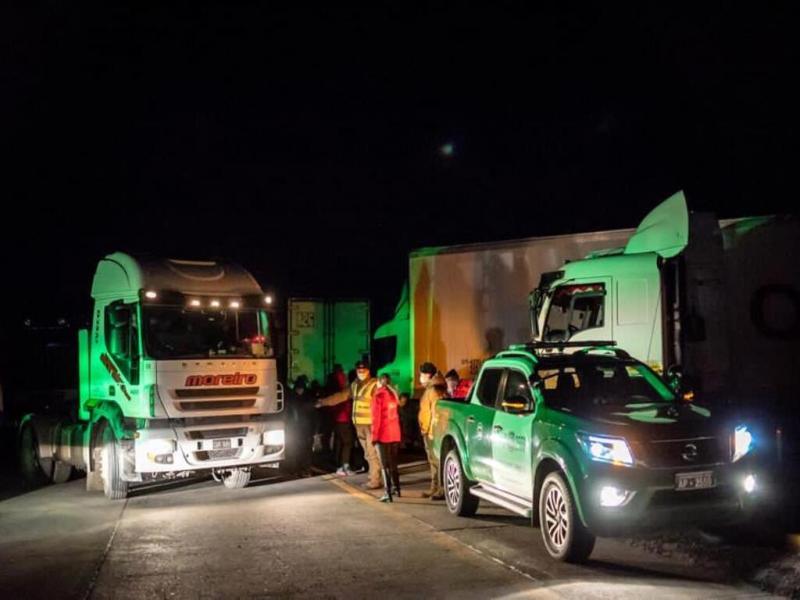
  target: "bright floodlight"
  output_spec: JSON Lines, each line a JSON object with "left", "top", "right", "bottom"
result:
{"left": 230, "top": 300, "right": 241, "bottom": 309}
{"left": 210, "top": 299, "right": 220, "bottom": 308}
{"left": 743, "top": 474, "right": 756, "bottom": 494}
{"left": 265, "top": 295, "right": 273, "bottom": 305}
{"left": 189, "top": 299, "right": 201, "bottom": 307}
{"left": 145, "top": 290, "right": 158, "bottom": 299}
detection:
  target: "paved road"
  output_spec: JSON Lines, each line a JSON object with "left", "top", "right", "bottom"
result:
{"left": 0, "top": 463, "right": 778, "bottom": 599}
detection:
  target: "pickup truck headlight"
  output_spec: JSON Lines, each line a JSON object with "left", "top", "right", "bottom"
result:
{"left": 732, "top": 425, "right": 753, "bottom": 462}
{"left": 578, "top": 433, "right": 634, "bottom": 467}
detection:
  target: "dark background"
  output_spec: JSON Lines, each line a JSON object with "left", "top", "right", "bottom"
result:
{"left": 2, "top": 3, "right": 797, "bottom": 345}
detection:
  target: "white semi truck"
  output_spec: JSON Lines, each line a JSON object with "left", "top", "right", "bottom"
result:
{"left": 374, "top": 228, "right": 634, "bottom": 395}
{"left": 18, "top": 252, "right": 285, "bottom": 499}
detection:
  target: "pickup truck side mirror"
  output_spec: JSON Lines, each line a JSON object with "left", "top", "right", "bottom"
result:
{"left": 501, "top": 395, "right": 534, "bottom": 414}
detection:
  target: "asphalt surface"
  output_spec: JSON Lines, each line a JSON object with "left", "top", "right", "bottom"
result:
{"left": 0, "top": 462, "right": 781, "bottom": 599}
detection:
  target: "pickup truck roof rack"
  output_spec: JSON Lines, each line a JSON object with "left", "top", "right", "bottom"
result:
{"left": 503, "top": 341, "right": 631, "bottom": 360}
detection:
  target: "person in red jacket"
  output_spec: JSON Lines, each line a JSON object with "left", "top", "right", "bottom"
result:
{"left": 371, "top": 373, "right": 402, "bottom": 502}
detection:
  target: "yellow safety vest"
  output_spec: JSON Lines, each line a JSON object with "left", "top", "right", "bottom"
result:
{"left": 351, "top": 378, "right": 378, "bottom": 426}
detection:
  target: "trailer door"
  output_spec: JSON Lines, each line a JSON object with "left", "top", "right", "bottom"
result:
{"left": 288, "top": 299, "right": 326, "bottom": 385}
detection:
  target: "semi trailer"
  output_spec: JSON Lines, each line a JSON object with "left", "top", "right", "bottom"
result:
{"left": 17, "top": 253, "right": 286, "bottom": 499}
{"left": 374, "top": 229, "right": 634, "bottom": 395}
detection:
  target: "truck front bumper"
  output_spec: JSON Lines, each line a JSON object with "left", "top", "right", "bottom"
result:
{"left": 575, "top": 458, "right": 759, "bottom": 536}
{"left": 134, "top": 419, "right": 285, "bottom": 474}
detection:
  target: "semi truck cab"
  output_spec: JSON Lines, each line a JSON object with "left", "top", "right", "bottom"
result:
{"left": 20, "top": 253, "right": 286, "bottom": 499}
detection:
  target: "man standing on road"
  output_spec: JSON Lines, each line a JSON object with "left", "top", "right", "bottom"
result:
{"left": 316, "top": 360, "right": 381, "bottom": 489}
{"left": 417, "top": 362, "right": 446, "bottom": 499}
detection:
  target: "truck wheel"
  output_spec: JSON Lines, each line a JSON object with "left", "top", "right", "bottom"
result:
{"left": 444, "top": 449, "right": 479, "bottom": 517}
{"left": 539, "top": 471, "right": 595, "bottom": 562}
{"left": 19, "top": 424, "right": 51, "bottom": 487}
{"left": 51, "top": 461, "right": 73, "bottom": 484}
{"left": 221, "top": 468, "right": 251, "bottom": 489}
{"left": 100, "top": 427, "right": 129, "bottom": 500}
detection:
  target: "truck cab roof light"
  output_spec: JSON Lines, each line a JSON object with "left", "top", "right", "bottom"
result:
{"left": 210, "top": 300, "right": 221, "bottom": 308}
{"left": 229, "top": 300, "right": 241, "bottom": 309}
{"left": 145, "top": 290, "right": 158, "bottom": 299}
{"left": 189, "top": 299, "right": 201, "bottom": 307}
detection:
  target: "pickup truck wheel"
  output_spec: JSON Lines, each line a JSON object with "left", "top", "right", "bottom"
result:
{"left": 19, "top": 424, "right": 51, "bottom": 487}
{"left": 221, "top": 468, "right": 251, "bottom": 489}
{"left": 100, "top": 428, "right": 129, "bottom": 500}
{"left": 444, "top": 449, "right": 479, "bottom": 517}
{"left": 539, "top": 471, "right": 595, "bottom": 562}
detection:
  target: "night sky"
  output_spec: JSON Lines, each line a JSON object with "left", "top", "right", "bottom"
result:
{"left": 3, "top": 4, "right": 797, "bottom": 337}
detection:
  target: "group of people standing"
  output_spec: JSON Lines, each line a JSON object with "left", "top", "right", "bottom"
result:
{"left": 287, "top": 360, "right": 470, "bottom": 503}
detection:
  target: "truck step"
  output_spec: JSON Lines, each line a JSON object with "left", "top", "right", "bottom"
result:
{"left": 469, "top": 484, "right": 533, "bottom": 518}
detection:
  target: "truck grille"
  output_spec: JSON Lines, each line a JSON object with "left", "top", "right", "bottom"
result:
{"left": 195, "top": 448, "right": 243, "bottom": 461}
{"left": 639, "top": 437, "right": 726, "bottom": 468}
{"left": 186, "top": 427, "right": 249, "bottom": 440}
{"left": 178, "top": 399, "right": 256, "bottom": 411}
{"left": 175, "top": 387, "right": 259, "bottom": 398}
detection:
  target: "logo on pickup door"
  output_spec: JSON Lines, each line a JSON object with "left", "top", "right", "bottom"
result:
{"left": 185, "top": 373, "right": 258, "bottom": 387}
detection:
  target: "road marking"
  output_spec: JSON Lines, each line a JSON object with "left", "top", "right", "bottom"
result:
{"left": 82, "top": 498, "right": 127, "bottom": 600}
{"left": 326, "top": 476, "right": 539, "bottom": 583}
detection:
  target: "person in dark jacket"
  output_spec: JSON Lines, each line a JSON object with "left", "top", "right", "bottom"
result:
{"left": 372, "top": 373, "right": 402, "bottom": 502}
{"left": 287, "top": 376, "right": 317, "bottom": 476}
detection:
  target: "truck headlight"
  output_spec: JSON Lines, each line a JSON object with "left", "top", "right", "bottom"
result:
{"left": 263, "top": 429, "right": 285, "bottom": 446}
{"left": 143, "top": 438, "right": 176, "bottom": 455}
{"left": 732, "top": 425, "right": 753, "bottom": 462}
{"left": 578, "top": 433, "right": 634, "bottom": 467}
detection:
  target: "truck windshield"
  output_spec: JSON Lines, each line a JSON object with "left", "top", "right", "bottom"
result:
{"left": 536, "top": 359, "right": 675, "bottom": 407}
{"left": 142, "top": 306, "right": 274, "bottom": 360}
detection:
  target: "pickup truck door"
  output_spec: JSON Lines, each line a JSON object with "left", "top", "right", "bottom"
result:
{"left": 491, "top": 369, "right": 535, "bottom": 500}
{"left": 464, "top": 368, "right": 503, "bottom": 484}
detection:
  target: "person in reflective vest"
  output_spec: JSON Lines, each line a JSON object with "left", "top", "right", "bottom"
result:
{"left": 316, "top": 359, "right": 381, "bottom": 489}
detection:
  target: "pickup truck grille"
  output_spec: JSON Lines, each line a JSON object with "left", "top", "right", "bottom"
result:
{"left": 639, "top": 437, "right": 726, "bottom": 468}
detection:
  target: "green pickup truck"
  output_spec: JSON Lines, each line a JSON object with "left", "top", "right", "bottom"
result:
{"left": 432, "top": 342, "right": 758, "bottom": 562}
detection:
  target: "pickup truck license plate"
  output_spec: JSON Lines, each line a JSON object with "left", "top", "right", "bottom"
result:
{"left": 675, "top": 471, "right": 715, "bottom": 491}
{"left": 213, "top": 439, "right": 232, "bottom": 450}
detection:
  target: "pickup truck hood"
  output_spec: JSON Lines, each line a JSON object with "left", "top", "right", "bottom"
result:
{"left": 553, "top": 401, "right": 717, "bottom": 441}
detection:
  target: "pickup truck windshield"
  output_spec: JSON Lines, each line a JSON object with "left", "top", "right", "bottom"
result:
{"left": 142, "top": 306, "right": 274, "bottom": 360}
{"left": 536, "top": 359, "right": 675, "bottom": 407}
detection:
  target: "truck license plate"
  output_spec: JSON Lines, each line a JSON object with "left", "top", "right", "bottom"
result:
{"left": 675, "top": 471, "right": 715, "bottom": 491}
{"left": 213, "top": 439, "right": 232, "bottom": 450}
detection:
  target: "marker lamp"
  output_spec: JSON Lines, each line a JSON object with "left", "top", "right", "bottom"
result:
{"left": 578, "top": 433, "right": 634, "bottom": 467}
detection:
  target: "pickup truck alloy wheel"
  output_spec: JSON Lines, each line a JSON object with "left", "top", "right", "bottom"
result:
{"left": 444, "top": 449, "right": 479, "bottom": 516}
{"left": 539, "top": 471, "right": 595, "bottom": 562}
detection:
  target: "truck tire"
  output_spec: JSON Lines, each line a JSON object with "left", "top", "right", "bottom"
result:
{"left": 51, "top": 461, "right": 73, "bottom": 484}
{"left": 539, "top": 471, "right": 595, "bottom": 563}
{"left": 221, "top": 468, "right": 251, "bottom": 489}
{"left": 19, "top": 424, "right": 51, "bottom": 487}
{"left": 443, "top": 448, "right": 479, "bottom": 517}
{"left": 100, "top": 427, "right": 129, "bottom": 500}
